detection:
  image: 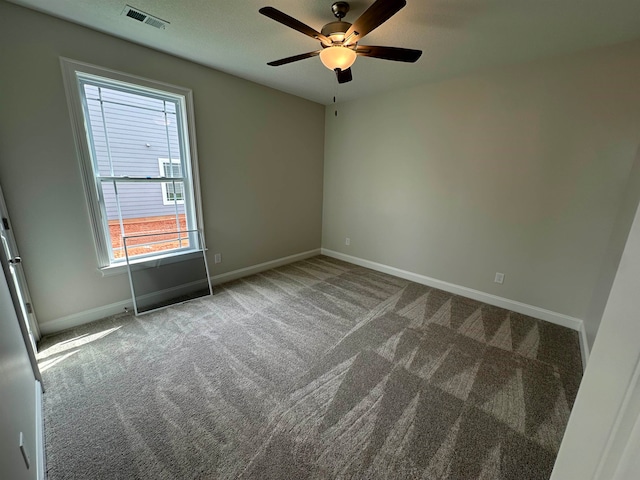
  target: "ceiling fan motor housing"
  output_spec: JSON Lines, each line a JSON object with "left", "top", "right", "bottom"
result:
{"left": 321, "top": 21, "right": 352, "bottom": 44}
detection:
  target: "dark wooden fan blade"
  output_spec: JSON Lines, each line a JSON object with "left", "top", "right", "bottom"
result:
{"left": 356, "top": 45, "right": 422, "bottom": 62}
{"left": 335, "top": 68, "right": 353, "bottom": 84}
{"left": 344, "top": 0, "right": 406, "bottom": 44}
{"left": 259, "top": 7, "right": 330, "bottom": 44}
{"left": 267, "top": 51, "right": 321, "bottom": 66}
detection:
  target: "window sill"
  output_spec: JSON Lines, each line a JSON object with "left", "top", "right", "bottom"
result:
{"left": 98, "top": 248, "right": 206, "bottom": 277}
{"left": 99, "top": 263, "right": 128, "bottom": 277}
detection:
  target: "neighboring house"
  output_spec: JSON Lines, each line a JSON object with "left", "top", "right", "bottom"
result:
{"left": 85, "top": 85, "right": 186, "bottom": 220}
{"left": 83, "top": 85, "right": 187, "bottom": 257}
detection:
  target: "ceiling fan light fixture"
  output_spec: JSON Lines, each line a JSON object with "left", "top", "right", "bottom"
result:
{"left": 260, "top": 1, "right": 422, "bottom": 85}
{"left": 319, "top": 46, "right": 357, "bottom": 71}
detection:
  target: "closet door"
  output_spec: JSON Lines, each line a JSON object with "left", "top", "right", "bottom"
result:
{"left": 0, "top": 258, "right": 43, "bottom": 480}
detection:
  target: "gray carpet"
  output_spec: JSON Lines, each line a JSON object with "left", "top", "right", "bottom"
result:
{"left": 38, "top": 255, "right": 583, "bottom": 479}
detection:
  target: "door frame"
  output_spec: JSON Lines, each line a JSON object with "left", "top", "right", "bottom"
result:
{"left": 0, "top": 182, "right": 41, "bottom": 343}
{"left": 0, "top": 183, "right": 42, "bottom": 385}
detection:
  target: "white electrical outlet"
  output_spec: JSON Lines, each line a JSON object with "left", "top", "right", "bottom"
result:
{"left": 214, "top": 253, "right": 221, "bottom": 264}
{"left": 345, "top": 237, "right": 351, "bottom": 246}
{"left": 494, "top": 272, "right": 505, "bottom": 284}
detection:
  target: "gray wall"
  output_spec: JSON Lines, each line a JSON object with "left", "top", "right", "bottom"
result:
{"left": 0, "top": 2, "right": 325, "bottom": 329}
{"left": 322, "top": 39, "right": 640, "bottom": 347}
{"left": 585, "top": 146, "right": 640, "bottom": 344}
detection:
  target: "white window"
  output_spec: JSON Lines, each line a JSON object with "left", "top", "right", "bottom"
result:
{"left": 61, "top": 58, "right": 204, "bottom": 269}
{"left": 158, "top": 158, "right": 185, "bottom": 205}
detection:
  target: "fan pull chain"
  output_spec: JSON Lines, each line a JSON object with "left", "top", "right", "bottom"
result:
{"left": 333, "top": 83, "right": 339, "bottom": 117}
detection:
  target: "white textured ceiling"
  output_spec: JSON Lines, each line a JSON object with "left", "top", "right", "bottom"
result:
{"left": 7, "top": 0, "right": 640, "bottom": 105}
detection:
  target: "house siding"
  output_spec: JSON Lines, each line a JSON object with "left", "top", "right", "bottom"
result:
{"left": 84, "top": 84, "right": 185, "bottom": 220}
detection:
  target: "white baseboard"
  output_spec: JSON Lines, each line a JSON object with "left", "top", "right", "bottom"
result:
{"left": 39, "top": 299, "right": 132, "bottom": 336}
{"left": 579, "top": 323, "right": 591, "bottom": 370}
{"left": 210, "top": 248, "right": 321, "bottom": 285}
{"left": 39, "top": 248, "right": 321, "bottom": 335}
{"left": 322, "top": 249, "right": 589, "bottom": 354}
{"left": 39, "top": 247, "right": 590, "bottom": 367}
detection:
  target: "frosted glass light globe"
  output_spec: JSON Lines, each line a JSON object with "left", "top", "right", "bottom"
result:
{"left": 319, "top": 46, "right": 356, "bottom": 71}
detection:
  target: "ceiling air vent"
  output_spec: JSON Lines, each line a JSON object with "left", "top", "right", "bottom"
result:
{"left": 122, "top": 5, "right": 169, "bottom": 30}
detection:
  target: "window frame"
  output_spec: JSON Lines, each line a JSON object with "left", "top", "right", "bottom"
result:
{"left": 60, "top": 58, "right": 205, "bottom": 271}
{"left": 158, "top": 158, "right": 185, "bottom": 206}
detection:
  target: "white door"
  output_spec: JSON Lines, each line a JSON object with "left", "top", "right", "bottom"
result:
{"left": 0, "top": 261, "right": 44, "bottom": 480}
{"left": 0, "top": 183, "right": 40, "bottom": 350}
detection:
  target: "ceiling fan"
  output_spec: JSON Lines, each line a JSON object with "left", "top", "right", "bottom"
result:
{"left": 259, "top": 0, "right": 422, "bottom": 84}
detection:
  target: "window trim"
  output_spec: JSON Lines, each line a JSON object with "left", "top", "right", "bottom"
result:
{"left": 60, "top": 58, "right": 205, "bottom": 269}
